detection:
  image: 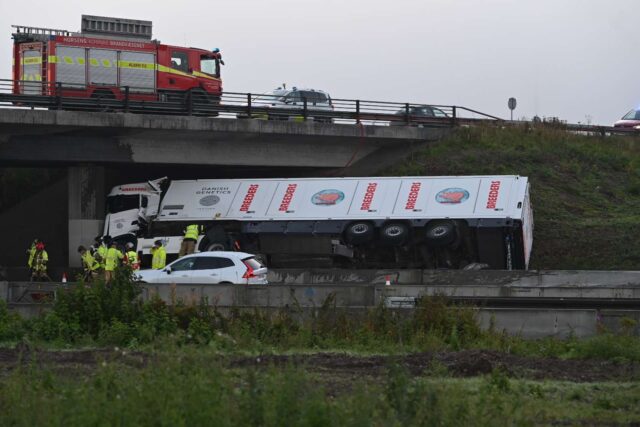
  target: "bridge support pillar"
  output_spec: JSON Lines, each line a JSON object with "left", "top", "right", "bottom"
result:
{"left": 68, "top": 166, "right": 105, "bottom": 267}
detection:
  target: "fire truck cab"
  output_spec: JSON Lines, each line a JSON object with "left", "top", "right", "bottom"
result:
{"left": 11, "top": 15, "right": 222, "bottom": 105}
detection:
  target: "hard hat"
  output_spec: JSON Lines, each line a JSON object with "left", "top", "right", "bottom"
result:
{"left": 125, "top": 242, "right": 134, "bottom": 249}
{"left": 36, "top": 242, "right": 45, "bottom": 250}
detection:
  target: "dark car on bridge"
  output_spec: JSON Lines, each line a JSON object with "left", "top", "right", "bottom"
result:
{"left": 389, "top": 105, "right": 450, "bottom": 127}
{"left": 614, "top": 108, "right": 640, "bottom": 129}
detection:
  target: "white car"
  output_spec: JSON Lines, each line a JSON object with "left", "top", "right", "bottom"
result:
{"left": 136, "top": 251, "right": 268, "bottom": 285}
{"left": 237, "top": 87, "right": 334, "bottom": 122}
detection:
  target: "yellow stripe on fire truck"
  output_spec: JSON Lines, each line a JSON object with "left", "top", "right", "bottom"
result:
{"left": 192, "top": 70, "right": 220, "bottom": 81}
{"left": 20, "top": 57, "right": 42, "bottom": 65}
{"left": 21, "top": 74, "right": 42, "bottom": 81}
{"left": 156, "top": 64, "right": 195, "bottom": 78}
{"left": 117, "top": 61, "right": 155, "bottom": 70}
{"left": 41, "top": 56, "right": 218, "bottom": 80}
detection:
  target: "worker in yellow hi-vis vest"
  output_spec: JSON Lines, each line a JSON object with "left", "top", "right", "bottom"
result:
{"left": 151, "top": 240, "right": 167, "bottom": 269}
{"left": 77, "top": 245, "right": 100, "bottom": 281}
{"left": 26, "top": 238, "right": 38, "bottom": 279}
{"left": 31, "top": 242, "right": 52, "bottom": 282}
{"left": 179, "top": 224, "right": 203, "bottom": 257}
{"left": 104, "top": 241, "right": 124, "bottom": 283}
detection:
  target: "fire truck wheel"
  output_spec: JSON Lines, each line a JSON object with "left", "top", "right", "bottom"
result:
{"left": 380, "top": 222, "right": 409, "bottom": 246}
{"left": 344, "top": 222, "right": 375, "bottom": 245}
{"left": 425, "top": 221, "right": 457, "bottom": 248}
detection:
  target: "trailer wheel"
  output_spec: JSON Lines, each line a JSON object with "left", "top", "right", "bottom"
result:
{"left": 425, "top": 221, "right": 457, "bottom": 248}
{"left": 380, "top": 222, "right": 409, "bottom": 246}
{"left": 344, "top": 221, "right": 375, "bottom": 245}
{"left": 206, "top": 242, "right": 227, "bottom": 251}
{"left": 199, "top": 237, "right": 229, "bottom": 252}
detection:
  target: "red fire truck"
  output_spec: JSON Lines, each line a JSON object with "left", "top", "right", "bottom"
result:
{"left": 11, "top": 15, "right": 222, "bottom": 105}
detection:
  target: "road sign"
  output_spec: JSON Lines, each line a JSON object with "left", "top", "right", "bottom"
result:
{"left": 508, "top": 97, "right": 517, "bottom": 121}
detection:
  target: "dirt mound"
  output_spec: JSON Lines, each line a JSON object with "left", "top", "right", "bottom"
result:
{"left": 1, "top": 347, "right": 638, "bottom": 383}
{"left": 0, "top": 346, "right": 148, "bottom": 373}
{"left": 231, "top": 350, "right": 640, "bottom": 383}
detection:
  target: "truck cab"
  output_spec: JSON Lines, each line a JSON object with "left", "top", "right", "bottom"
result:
{"left": 103, "top": 177, "right": 165, "bottom": 244}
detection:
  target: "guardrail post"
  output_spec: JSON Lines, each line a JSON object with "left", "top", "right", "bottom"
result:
{"left": 55, "top": 82, "right": 62, "bottom": 109}
{"left": 452, "top": 106, "right": 457, "bottom": 126}
{"left": 405, "top": 103, "right": 410, "bottom": 125}
{"left": 302, "top": 97, "right": 308, "bottom": 121}
{"left": 247, "top": 93, "right": 252, "bottom": 119}
{"left": 186, "top": 90, "right": 193, "bottom": 115}
{"left": 356, "top": 100, "right": 360, "bottom": 123}
{"left": 123, "top": 86, "right": 130, "bottom": 113}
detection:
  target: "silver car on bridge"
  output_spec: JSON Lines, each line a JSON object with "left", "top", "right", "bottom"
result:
{"left": 237, "top": 87, "right": 334, "bottom": 122}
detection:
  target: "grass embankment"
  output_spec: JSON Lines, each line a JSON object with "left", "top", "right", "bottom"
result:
{"left": 2, "top": 350, "right": 639, "bottom": 426}
{"left": 2, "top": 273, "right": 640, "bottom": 360}
{"left": 389, "top": 126, "right": 640, "bottom": 269}
{"left": 2, "top": 271, "right": 640, "bottom": 425}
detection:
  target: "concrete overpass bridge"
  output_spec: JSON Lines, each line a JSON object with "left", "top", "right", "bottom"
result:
{"left": 0, "top": 108, "right": 448, "bottom": 169}
{"left": 0, "top": 108, "right": 450, "bottom": 273}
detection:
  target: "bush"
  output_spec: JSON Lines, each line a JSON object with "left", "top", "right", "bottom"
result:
{"left": 0, "top": 300, "right": 25, "bottom": 342}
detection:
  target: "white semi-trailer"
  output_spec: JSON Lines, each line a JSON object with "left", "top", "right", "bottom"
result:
{"left": 102, "top": 175, "right": 533, "bottom": 269}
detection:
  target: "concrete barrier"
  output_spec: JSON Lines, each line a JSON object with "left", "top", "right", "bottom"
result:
{"left": 0, "top": 281, "right": 7, "bottom": 302}
{"left": 270, "top": 269, "right": 640, "bottom": 299}
{"left": 4, "top": 270, "right": 640, "bottom": 338}
{"left": 477, "top": 309, "right": 598, "bottom": 339}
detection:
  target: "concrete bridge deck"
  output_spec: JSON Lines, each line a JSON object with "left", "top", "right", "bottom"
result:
{"left": 0, "top": 108, "right": 448, "bottom": 169}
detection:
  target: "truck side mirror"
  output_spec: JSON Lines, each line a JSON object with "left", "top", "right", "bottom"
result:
{"left": 164, "top": 267, "right": 172, "bottom": 274}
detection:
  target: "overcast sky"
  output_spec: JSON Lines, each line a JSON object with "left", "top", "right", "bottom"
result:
{"left": 0, "top": 0, "right": 637, "bottom": 125}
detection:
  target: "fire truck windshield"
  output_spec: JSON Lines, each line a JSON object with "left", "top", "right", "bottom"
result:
{"left": 200, "top": 56, "right": 219, "bottom": 77}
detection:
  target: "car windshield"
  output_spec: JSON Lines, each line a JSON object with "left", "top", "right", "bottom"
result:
{"left": 622, "top": 109, "right": 640, "bottom": 120}
{"left": 432, "top": 108, "right": 448, "bottom": 118}
{"left": 252, "top": 90, "right": 287, "bottom": 102}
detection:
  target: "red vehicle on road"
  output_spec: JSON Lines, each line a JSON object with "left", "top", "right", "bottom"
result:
{"left": 12, "top": 15, "right": 222, "bottom": 105}
{"left": 614, "top": 108, "right": 640, "bottom": 129}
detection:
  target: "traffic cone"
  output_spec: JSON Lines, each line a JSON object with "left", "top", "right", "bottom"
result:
{"left": 385, "top": 275, "right": 391, "bottom": 286}
{"left": 61, "top": 272, "right": 67, "bottom": 283}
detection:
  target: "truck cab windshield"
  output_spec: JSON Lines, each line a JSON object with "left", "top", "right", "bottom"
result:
{"left": 200, "top": 56, "right": 219, "bottom": 77}
{"left": 107, "top": 195, "right": 140, "bottom": 214}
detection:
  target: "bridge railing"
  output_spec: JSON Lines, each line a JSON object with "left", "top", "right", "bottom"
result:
{"left": 1, "top": 78, "right": 639, "bottom": 135}
{"left": 0, "top": 78, "right": 502, "bottom": 127}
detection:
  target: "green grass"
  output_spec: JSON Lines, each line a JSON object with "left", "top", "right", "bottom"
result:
{"left": 388, "top": 125, "right": 640, "bottom": 269}
{"left": 1, "top": 349, "right": 639, "bottom": 426}
{"left": 2, "top": 274, "right": 640, "bottom": 425}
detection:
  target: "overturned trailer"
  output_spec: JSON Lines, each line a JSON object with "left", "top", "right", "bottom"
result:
{"left": 103, "top": 175, "right": 533, "bottom": 269}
